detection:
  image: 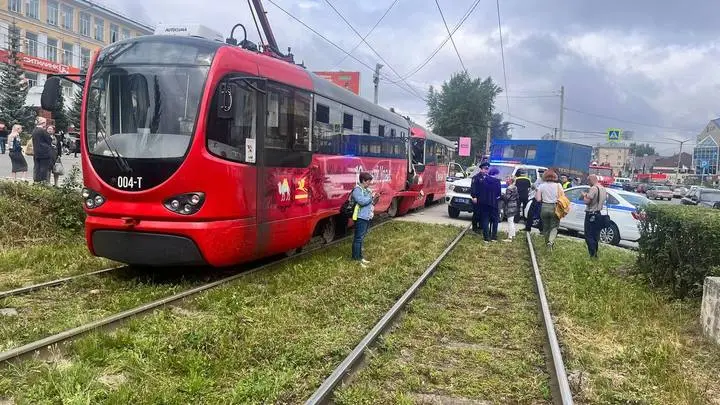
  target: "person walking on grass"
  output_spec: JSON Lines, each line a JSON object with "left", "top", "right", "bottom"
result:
{"left": 503, "top": 176, "right": 519, "bottom": 242}
{"left": 535, "top": 169, "right": 561, "bottom": 250}
{"left": 581, "top": 174, "right": 608, "bottom": 258}
{"left": 470, "top": 161, "right": 489, "bottom": 234}
{"left": 472, "top": 164, "right": 501, "bottom": 242}
{"left": 351, "top": 172, "right": 379, "bottom": 268}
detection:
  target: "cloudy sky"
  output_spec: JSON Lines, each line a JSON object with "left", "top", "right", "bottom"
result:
{"left": 105, "top": 0, "right": 720, "bottom": 155}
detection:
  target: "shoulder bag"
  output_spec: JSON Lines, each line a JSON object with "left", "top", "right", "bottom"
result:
{"left": 555, "top": 183, "right": 571, "bottom": 219}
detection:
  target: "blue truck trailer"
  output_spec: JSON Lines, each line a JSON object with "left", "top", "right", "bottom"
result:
{"left": 489, "top": 139, "right": 593, "bottom": 179}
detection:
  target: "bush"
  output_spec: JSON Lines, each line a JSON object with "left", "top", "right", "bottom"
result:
{"left": 637, "top": 204, "right": 720, "bottom": 298}
{"left": 0, "top": 174, "right": 85, "bottom": 247}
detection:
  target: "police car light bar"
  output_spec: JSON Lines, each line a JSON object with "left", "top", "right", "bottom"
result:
{"left": 154, "top": 24, "right": 224, "bottom": 42}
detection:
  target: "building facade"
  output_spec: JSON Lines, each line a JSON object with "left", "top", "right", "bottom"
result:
{"left": 693, "top": 118, "right": 720, "bottom": 177}
{"left": 593, "top": 143, "right": 631, "bottom": 176}
{"left": 0, "top": 0, "right": 153, "bottom": 108}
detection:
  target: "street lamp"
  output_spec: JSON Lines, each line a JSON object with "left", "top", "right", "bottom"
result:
{"left": 663, "top": 137, "right": 691, "bottom": 183}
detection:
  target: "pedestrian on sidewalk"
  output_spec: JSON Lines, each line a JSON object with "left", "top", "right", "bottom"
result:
{"left": 31, "top": 117, "right": 53, "bottom": 184}
{"left": 0, "top": 122, "right": 8, "bottom": 154}
{"left": 351, "top": 172, "right": 379, "bottom": 268}
{"left": 535, "top": 169, "right": 561, "bottom": 249}
{"left": 470, "top": 162, "right": 489, "bottom": 234}
{"left": 581, "top": 174, "right": 608, "bottom": 258}
{"left": 503, "top": 176, "right": 519, "bottom": 241}
{"left": 7, "top": 124, "right": 27, "bottom": 179}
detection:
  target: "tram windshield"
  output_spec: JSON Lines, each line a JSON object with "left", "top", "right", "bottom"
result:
{"left": 85, "top": 40, "right": 216, "bottom": 159}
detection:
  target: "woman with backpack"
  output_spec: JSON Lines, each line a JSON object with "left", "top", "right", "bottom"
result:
{"left": 349, "top": 172, "right": 379, "bottom": 268}
{"left": 7, "top": 124, "right": 27, "bottom": 179}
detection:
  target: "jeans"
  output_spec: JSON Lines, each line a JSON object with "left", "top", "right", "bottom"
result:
{"left": 479, "top": 205, "right": 498, "bottom": 241}
{"left": 0, "top": 137, "right": 6, "bottom": 154}
{"left": 584, "top": 211, "right": 603, "bottom": 257}
{"left": 352, "top": 219, "right": 370, "bottom": 260}
{"left": 540, "top": 203, "right": 559, "bottom": 246}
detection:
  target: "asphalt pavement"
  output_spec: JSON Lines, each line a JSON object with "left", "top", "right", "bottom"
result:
{"left": 0, "top": 152, "right": 82, "bottom": 184}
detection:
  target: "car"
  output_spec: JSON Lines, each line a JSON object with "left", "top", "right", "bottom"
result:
{"left": 673, "top": 186, "right": 688, "bottom": 198}
{"left": 681, "top": 187, "right": 720, "bottom": 208}
{"left": 445, "top": 163, "right": 547, "bottom": 219}
{"left": 635, "top": 183, "right": 649, "bottom": 194}
{"left": 525, "top": 186, "right": 654, "bottom": 245}
{"left": 646, "top": 185, "right": 674, "bottom": 200}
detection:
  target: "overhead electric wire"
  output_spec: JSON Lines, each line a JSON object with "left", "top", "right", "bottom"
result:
{"left": 563, "top": 106, "right": 697, "bottom": 132}
{"left": 248, "top": 0, "right": 266, "bottom": 46}
{"left": 495, "top": 0, "right": 510, "bottom": 116}
{"left": 331, "top": 0, "right": 400, "bottom": 68}
{"left": 433, "top": 0, "right": 466, "bottom": 72}
{"left": 264, "top": 0, "right": 426, "bottom": 102}
{"left": 393, "top": 0, "right": 483, "bottom": 82}
{"left": 322, "top": 0, "right": 426, "bottom": 101}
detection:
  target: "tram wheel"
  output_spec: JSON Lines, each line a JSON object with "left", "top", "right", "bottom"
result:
{"left": 320, "top": 218, "right": 336, "bottom": 244}
{"left": 388, "top": 197, "right": 399, "bottom": 217}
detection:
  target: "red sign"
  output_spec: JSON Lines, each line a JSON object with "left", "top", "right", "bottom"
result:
{"left": 0, "top": 49, "right": 81, "bottom": 75}
{"left": 313, "top": 71, "right": 360, "bottom": 95}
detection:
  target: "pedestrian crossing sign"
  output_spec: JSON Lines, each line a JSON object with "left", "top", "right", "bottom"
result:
{"left": 607, "top": 128, "right": 622, "bottom": 142}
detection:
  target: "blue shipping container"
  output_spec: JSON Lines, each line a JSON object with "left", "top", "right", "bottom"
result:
{"left": 489, "top": 139, "right": 592, "bottom": 177}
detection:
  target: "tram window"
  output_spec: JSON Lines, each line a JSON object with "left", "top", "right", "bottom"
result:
{"left": 363, "top": 119, "right": 370, "bottom": 134}
{"left": 390, "top": 128, "right": 396, "bottom": 138}
{"left": 343, "top": 113, "right": 353, "bottom": 130}
{"left": 267, "top": 83, "right": 311, "bottom": 151}
{"left": 378, "top": 125, "right": 385, "bottom": 137}
{"left": 316, "top": 103, "right": 330, "bottom": 124}
{"left": 370, "top": 143, "right": 381, "bottom": 154}
{"left": 206, "top": 80, "right": 257, "bottom": 163}
{"left": 360, "top": 143, "right": 369, "bottom": 154}
{"left": 412, "top": 138, "right": 424, "bottom": 164}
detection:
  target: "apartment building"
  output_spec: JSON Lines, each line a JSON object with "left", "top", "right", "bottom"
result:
{"left": 0, "top": 0, "right": 153, "bottom": 106}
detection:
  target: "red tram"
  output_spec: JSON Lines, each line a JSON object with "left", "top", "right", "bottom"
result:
{"left": 41, "top": 25, "right": 454, "bottom": 267}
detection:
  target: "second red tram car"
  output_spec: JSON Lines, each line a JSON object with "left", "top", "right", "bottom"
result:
{"left": 47, "top": 27, "right": 454, "bottom": 267}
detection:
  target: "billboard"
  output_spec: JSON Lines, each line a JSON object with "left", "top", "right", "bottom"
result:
{"left": 458, "top": 137, "right": 471, "bottom": 156}
{"left": 313, "top": 71, "right": 360, "bottom": 95}
{"left": 0, "top": 49, "right": 81, "bottom": 75}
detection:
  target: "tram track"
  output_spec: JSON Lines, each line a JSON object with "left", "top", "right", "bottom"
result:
{"left": 0, "top": 217, "right": 394, "bottom": 366}
{"left": 305, "top": 228, "right": 574, "bottom": 405}
{"left": 0, "top": 266, "right": 127, "bottom": 300}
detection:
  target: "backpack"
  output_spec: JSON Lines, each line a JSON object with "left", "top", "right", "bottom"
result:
{"left": 340, "top": 188, "right": 356, "bottom": 217}
{"left": 555, "top": 184, "right": 571, "bottom": 219}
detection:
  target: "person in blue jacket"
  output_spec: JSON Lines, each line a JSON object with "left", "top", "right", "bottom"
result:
{"left": 470, "top": 162, "right": 489, "bottom": 233}
{"left": 351, "top": 172, "right": 379, "bottom": 268}
{"left": 473, "top": 165, "right": 502, "bottom": 241}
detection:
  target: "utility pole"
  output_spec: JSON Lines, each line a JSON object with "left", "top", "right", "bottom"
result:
{"left": 373, "top": 63, "right": 383, "bottom": 104}
{"left": 485, "top": 118, "right": 492, "bottom": 156}
{"left": 663, "top": 137, "right": 691, "bottom": 183}
{"left": 558, "top": 85, "right": 565, "bottom": 140}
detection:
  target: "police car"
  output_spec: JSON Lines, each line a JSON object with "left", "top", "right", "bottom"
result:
{"left": 525, "top": 186, "right": 653, "bottom": 245}
{"left": 445, "top": 163, "right": 547, "bottom": 218}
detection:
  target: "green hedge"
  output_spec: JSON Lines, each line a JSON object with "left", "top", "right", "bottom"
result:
{"left": 637, "top": 204, "right": 720, "bottom": 298}
{"left": 0, "top": 167, "right": 85, "bottom": 247}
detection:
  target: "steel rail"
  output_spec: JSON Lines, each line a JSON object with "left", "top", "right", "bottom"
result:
{"left": 0, "top": 266, "right": 126, "bottom": 300}
{"left": 0, "top": 219, "right": 393, "bottom": 365}
{"left": 525, "top": 232, "right": 574, "bottom": 404}
{"left": 305, "top": 225, "right": 470, "bottom": 405}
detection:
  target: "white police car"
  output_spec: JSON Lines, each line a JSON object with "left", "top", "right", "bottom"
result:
{"left": 445, "top": 163, "right": 546, "bottom": 218}
{"left": 525, "top": 186, "right": 653, "bottom": 245}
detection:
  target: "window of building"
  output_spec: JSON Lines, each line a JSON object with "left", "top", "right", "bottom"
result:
{"left": 25, "top": 72, "right": 37, "bottom": 88}
{"left": 121, "top": 28, "right": 131, "bottom": 41}
{"left": 62, "top": 42, "right": 74, "bottom": 66}
{"left": 378, "top": 124, "right": 385, "bottom": 137}
{"left": 61, "top": 5, "right": 73, "bottom": 30}
{"left": 267, "top": 83, "right": 311, "bottom": 151}
{"left": 79, "top": 13, "right": 91, "bottom": 36}
{"left": 526, "top": 146, "right": 537, "bottom": 159}
{"left": 25, "top": 32, "right": 38, "bottom": 57}
{"left": 8, "top": 0, "right": 20, "bottom": 13}
{"left": 94, "top": 17, "right": 104, "bottom": 41}
{"left": 342, "top": 113, "right": 353, "bottom": 130}
{"left": 46, "top": 38, "right": 58, "bottom": 62}
{"left": 25, "top": 0, "right": 39, "bottom": 19}
{"left": 110, "top": 24, "right": 119, "bottom": 43}
{"left": 363, "top": 119, "right": 370, "bottom": 134}
{"left": 80, "top": 47, "right": 90, "bottom": 70}
{"left": 47, "top": 1, "right": 58, "bottom": 25}
{"left": 206, "top": 80, "right": 259, "bottom": 163}
{"left": 62, "top": 83, "right": 73, "bottom": 99}
{"left": 390, "top": 128, "right": 396, "bottom": 138}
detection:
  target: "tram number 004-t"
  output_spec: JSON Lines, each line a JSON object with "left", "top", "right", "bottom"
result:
{"left": 116, "top": 176, "right": 144, "bottom": 189}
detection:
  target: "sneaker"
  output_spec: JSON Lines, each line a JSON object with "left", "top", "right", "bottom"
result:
{"left": 360, "top": 262, "right": 369, "bottom": 269}
{"left": 503, "top": 238, "right": 513, "bottom": 242}
{"left": 361, "top": 259, "right": 370, "bottom": 265}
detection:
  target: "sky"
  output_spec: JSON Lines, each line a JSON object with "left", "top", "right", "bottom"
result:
{"left": 104, "top": 0, "right": 720, "bottom": 155}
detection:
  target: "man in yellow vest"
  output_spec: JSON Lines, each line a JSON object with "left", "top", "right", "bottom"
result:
{"left": 560, "top": 175, "right": 572, "bottom": 189}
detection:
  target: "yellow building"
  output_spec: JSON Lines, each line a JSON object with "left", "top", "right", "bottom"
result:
{"left": 0, "top": 0, "right": 153, "bottom": 106}
{"left": 594, "top": 143, "right": 632, "bottom": 176}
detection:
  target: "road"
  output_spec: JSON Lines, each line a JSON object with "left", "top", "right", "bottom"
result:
{"left": 0, "top": 152, "right": 82, "bottom": 185}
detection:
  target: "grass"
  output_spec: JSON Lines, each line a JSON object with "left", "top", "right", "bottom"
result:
{"left": 0, "top": 239, "right": 115, "bottom": 292}
{"left": 0, "top": 221, "right": 461, "bottom": 404}
{"left": 533, "top": 236, "right": 720, "bottom": 404}
{"left": 334, "top": 234, "right": 551, "bottom": 404}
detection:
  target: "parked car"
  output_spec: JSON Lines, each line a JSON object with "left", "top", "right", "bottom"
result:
{"left": 622, "top": 182, "right": 638, "bottom": 192}
{"left": 673, "top": 186, "right": 688, "bottom": 198}
{"left": 635, "top": 183, "right": 649, "bottom": 194}
{"left": 681, "top": 188, "right": 720, "bottom": 208}
{"left": 646, "top": 185, "right": 674, "bottom": 200}
{"left": 525, "top": 187, "right": 653, "bottom": 245}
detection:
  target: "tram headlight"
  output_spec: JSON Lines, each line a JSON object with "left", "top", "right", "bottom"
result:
{"left": 164, "top": 192, "right": 205, "bottom": 215}
{"left": 83, "top": 188, "right": 106, "bottom": 209}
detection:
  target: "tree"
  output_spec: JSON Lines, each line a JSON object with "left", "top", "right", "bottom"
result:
{"left": 490, "top": 113, "right": 511, "bottom": 141}
{"left": 50, "top": 83, "right": 70, "bottom": 132}
{"left": 630, "top": 142, "right": 656, "bottom": 157}
{"left": 427, "top": 71, "right": 502, "bottom": 166}
{"left": 67, "top": 86, "right": 83, "bottom": 130}
{"left": 0, "top": 22, "right": 36, "bottom": 130}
